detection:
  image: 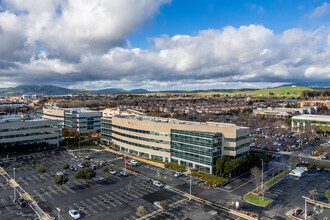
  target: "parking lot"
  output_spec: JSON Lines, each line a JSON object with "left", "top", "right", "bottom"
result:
{"left": 246, "top": 168, "right": 330, "bottom": 219}
{"left": 0, "top": 150, "right": 240, "bottom": 219}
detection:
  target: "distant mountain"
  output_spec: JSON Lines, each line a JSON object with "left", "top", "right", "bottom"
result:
{"left": 95, "top": 88, "right": 127, "bottom": 94}
{"left": 129, "top": 89, "right": 150, "bottom": 93}
{"left": 0, "top": 84, "right": 327, "bottom": 96}
{"left": 0, "top": 85, "right": 80, "bottom": 95}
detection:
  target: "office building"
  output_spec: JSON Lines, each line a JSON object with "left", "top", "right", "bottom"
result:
{"left": 292, "top": 114, "right": 330, "bottom": 136}
{"left": 0, "top": 117, "right": 61, "bottom": 148}
{"left": 101, "top": 114, "right": 250, "bottom": 174}
{"left": 41, "top": 107, "right": 102, "bottom": 134}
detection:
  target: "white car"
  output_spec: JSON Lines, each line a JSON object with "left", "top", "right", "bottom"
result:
{"left": 153, "top": 201, "right": 161, "bottom": 209}
{"left": 120, "top": 171, "right": 128, "bottom": 176}
{"left": 56, "top": 172, "right": 64, "bottom": 176}
{"left": 174, "top": 172, "right": 183, "bottom": 177}
{"left": 69, "top": 209, "right": 81, "bottom": 219}
{"left": 129, "top": 159, "right": 139, "bottom": 166}
{"left": 153, "top": 180, "right": 163, "bottom": 188}
{"left": 110, "top": 170, "right": 117, "bottom": 175}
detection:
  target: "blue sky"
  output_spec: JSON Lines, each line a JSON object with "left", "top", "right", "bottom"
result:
{"left": 129, "top": 0, "right": 330, "bottom": 49}
{"left": 0, "top": 0, "right": 329, "bottom": 90}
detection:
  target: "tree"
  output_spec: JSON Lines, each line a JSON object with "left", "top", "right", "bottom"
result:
{"left": 309, "top": 189, "right": 317, "bottom": 200}
{"left": 53, "top": 174, "right": 69, "bottom": 190}
{"left": 326, "top": 190, "right": 330, "bottom": 202}
{"left": 37, "top": 166, "right": 46, "bottom": 177}
{"left": 160, "top": 200, "right": 168, "bottom": 212}
{"left": 63, "top": 164, "right": 69, "bottom": 170}
{"left": 102, "top": 165, "right": 111, "bottom": 178}
{"left": 251, "top": 166, "right": 262, "bottom": 191}
{"left": 74, "top": 132, "right": 80, "bottom": 138}
{"left": 88, "top": 133, "right": 93, "bottom": 139}
{"left": 75, "top": 167, "right": 96, "bottom": 183}
{"left": 68, "top": 128, "right": 74, "bottom": 137}
{"left": 136, "top": 205, "right": 146, "bottom": 217}
{"left": 62, "top": 128, "right": 69, "bottom": 137}
{"left": 96, "top": 133, "right": 101, "bottom": 139}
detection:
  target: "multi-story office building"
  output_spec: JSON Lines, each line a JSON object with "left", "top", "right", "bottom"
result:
{"left": 41, "top": 107, "right": 102, "bottom": 134}
{"left": 292, "top": 114, "right": 330, "bottom": 136}
{"left": 0, "top": 117, "right": 61, "bottom": 148}
{"left": 101, "top": 114, "right": 250, "bottom": 174}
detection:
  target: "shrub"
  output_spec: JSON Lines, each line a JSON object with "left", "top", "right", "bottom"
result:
{"left": 164, "top": 163, "right": 186, "bottom": 172}
{"left": 192, "top": 171, "right": 228, "bottom": 187}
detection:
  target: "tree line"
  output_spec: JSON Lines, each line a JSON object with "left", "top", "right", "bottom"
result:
{"left": 301, "top": 89, "right": 330, "bottom": 98}
{"left": 215, "top": 155, "right": 262, "bottom": 177}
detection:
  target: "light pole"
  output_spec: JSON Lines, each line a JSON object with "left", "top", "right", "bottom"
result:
{"left": 13, "top": 168, "right": 16, "bottom": 202}
{"left": 57, "top": 208, "right": 61, "bottom": 220}
{"left": 189, "top": 168, "right": 192, "bottom": 200}
{"left": 302, "top": 196, "right": 309, "bottom": 220}
{"left": 261, "top": 159, "right": 264, "bottom": 199}
{"left": 124, "top": 148, "right": 127, "bottom": 173}
{"left": 78, "top": 137, "right": 81, "bottom": 156}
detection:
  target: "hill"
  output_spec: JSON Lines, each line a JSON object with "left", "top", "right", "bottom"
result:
{"left": 246, "top": 86, "right": 313, "bottom": 97}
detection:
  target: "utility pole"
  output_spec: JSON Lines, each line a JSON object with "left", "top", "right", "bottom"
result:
{"left": 13, "top": 168, "right": 16, "bottom": 202}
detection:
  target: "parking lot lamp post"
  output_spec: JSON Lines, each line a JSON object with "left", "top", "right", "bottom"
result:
{"left": 57, "top": 208, "right": 61, "bottom": 220}
{"left": 124, "top": 149, "right": 127, "bottom": 172}
{"left": 190, "top": 169, "right": 192, "bottom": 200}
{"left": 13, "top": 168, "right": 16, "bottom": 201}
{"left": 79, "top": 137, "right": 81, "bottom": 155}
{"left": 261, "top": 159, "right": 264, "bottom": 199}
{"left": 302, "top": 196, "right": 309, "bottom": 220}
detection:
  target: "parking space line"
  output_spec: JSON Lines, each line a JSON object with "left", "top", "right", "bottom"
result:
{"left": 54, "top": 185, "right": 68, "bottom": 195}
{"left": 47, "top": 186, "right": 59, "bottom": 197}
{"left": 1, "top": 198, "right": 11, "bottom": 212}
{"left": 80, "top": 201, "right": 97, "bottom": 214}
{"left": 0, "top": 182, "right": 6, "bottom": 190}
{"left": 32, "top": 175, "right": 43, "bottom": 183}
{"left": 26, "top": 176, "right": 36, "bottom": 184}
{"left": 63, "top": 184, "right": 76, "bottom": 194}
{"left": 33, "top": 189, "right": 46, "bottom": 202}
{"left": 20, "top": 178, "right": 29, "bottom": 186}
{"left": 108, "top": 192, "right": 123, "bottom": 205}
{"left": 89, "top": 198, "right": 106, "bottom": 211}
{"left": 40, "top": 188, "right": 53, "bottom": 199}
{"left": 9, "top": 195, "right": 21, "bottom": 210}
{"left": 103, "top": 194, "right": 117, "bottom": 207}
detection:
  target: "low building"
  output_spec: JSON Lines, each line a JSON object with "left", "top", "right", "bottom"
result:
{"left": 300, "top": 100, "right": 330, "bottom": 109}
{"left": 41, "top": 107, "right": 102, "bottom": 134}
{"left": 0, "top": 117, "right": 61, "bottom": 150}
{"left": 292, "top": 114, "right": 330, "bottom": 136}
{"left": 101, "top": 114, "right": 250, "bottom": 174}
{"left": 253, "top": 107, "right": 318, "bottom": 118}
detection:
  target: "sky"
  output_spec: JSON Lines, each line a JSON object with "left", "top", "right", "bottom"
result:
{"left": 0, "top": 0, "right": 329, "bottom": 91}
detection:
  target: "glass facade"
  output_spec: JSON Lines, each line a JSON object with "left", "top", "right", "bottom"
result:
{"left": 101, "top": 118, "right": 112, "bottom": 141}
{"left": 111, "top": 124, "right": 170, "bottom": 137}
{"left": 170, "top": 129, "right": 222, "bottom": 171}
{"left": 224, "top": 134, "right": 249, "bottom": 142}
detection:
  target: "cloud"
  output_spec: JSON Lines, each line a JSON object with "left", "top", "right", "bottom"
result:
{"left": 0, "top": 1, "right": 329, "bottom": 90}
{"left": 309, "top": 2, "right": 330, "bottom": 18}
{"left": 246, "top": 4, "right": 264, "bottom": 14}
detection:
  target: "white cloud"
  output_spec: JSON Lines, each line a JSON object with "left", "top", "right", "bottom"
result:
{"left": 309, "top": 2, "right": 330, "bottom": 18}
{"left": 0, "top": 1, "right": 329, "bottom": 90}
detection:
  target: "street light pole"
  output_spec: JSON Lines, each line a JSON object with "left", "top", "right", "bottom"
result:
{"left": 78, "top": 137, "right": 81, "bottom": 155}
{"left": 13, "top": 168, "right": 16, "bottom": 202}
{"left": 124, "top": 149, "right": 127, "bottom": 172}
{"left": 57, "top": 208, "right": 61, "bottom": 220}
{"left": 302, "top": 196, "right": 309, "bottom": 220}
{"left": 189, "top": 169, "right": 192, "bottom": 200}
{"left": 261, "top": 159, "right": 264, "bottom": 199}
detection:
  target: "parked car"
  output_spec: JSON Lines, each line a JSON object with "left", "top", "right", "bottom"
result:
{"left": 69, "top": 209, "right": 81, "bottom": 219}
{"left": 16, "top": 198, "right": 28, "bottom": 207}
{"left": 153, "top": 201, "right": 161, "bottom": 209}
{"left": 174, "top": 172, "right": 183, "bottom": 177}
{"left": 110, "top": 170, "right": 117, "bottom": 175}
{"left": 120, "top": 171, "right": 128, "bottom": 176}
{"left": 69, "top": 165, "right": 76, "bottom": 171}
{"left": 91, "top": 165, "right": 97, "bottom": 170}
{"left": 85, "top": 155, "right": 91, "bottom": 160}
{"left": 316, "top": 166, "right": 324, "bottom": 171}
{"left": 153, "top": 180, "right": 163, "bottom": 188}
{"left": 56, "top": 172, "right": 64, "bottom": 176}
{"left": 78, "top": 163, "right": 85, "bottom": 168}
